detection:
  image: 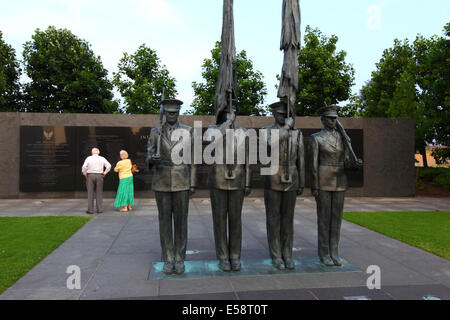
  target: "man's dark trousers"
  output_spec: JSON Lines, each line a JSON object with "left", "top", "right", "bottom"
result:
{"left": 86, "top": 173, "right": 103, "bottom": 213}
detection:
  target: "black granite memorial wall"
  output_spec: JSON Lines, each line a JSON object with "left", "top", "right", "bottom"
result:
{"left": 20, "top": 125, "right": 363, "bottom": 192}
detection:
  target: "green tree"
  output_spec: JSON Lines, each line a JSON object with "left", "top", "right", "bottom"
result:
{"left": 360, "top": 39, "right": 414, "bottom": 118}
{"left": 189, "top": 41, "right": 267, "bottom": 116}
{"left": 340, "top": 94, "right": 363, "bottom": 117}
{"left": 360, "top": 23, "right": 450, "bottom": 166}
{"left": 22, "top": 26, "right": 118, "bottom": 113}
{"left": 0, "top": 31, "right": 22, "bottom": 111}
{"left": 113, "top": 44, "right": 177, "bottom": 114}
{"left": 386, "top": 68, "right": 430, "bottom": 164}
{"left": 413, "top": 23, "right": 450, "bottom": 164}
{"left": 295, "top": 26, "right": 355, "bottom": 116}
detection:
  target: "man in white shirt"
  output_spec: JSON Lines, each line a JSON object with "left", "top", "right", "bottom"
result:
{"left": 81, "top": 148, "right": 111, "bottom": 214}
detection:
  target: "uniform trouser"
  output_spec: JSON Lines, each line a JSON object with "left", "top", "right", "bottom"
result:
{"left": 154, "top": 191, "right": 190, "bottom": 263}
{"left": 210, "top": 188, "right": 245, "bottom": 262}
{"left": 315, "top": 190, "right": 345, "bottom": 259}
{"left": 264, "top": 189, "right": 297, "bottom": 261}
{"left": 86, "top": 173, "right": 103, "bottom": 212}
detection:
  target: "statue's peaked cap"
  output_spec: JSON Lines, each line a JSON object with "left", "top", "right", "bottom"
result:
{"left": 269, "top": 101, "right": 288, "bottom": 114}
{"left": 318, "top": 105, "right": 339, "bottom": 117}
{"left": 162, "top": 99, "right": 183, "bottom": 111}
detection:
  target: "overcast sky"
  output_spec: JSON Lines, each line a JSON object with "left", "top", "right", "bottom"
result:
{"left": 1, "top": 0, "right": 449, "bottom": 113}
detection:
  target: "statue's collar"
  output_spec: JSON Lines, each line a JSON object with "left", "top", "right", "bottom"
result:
{"left": 164, "top": 122, "right": 179, "bottom": 130}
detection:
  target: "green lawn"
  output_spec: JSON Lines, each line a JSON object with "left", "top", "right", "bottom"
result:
{"left": 343, "top": 211, "right": 450, "bottom": 260}
{"left": 0, "top": 216, "right": 91, "bottom": 294}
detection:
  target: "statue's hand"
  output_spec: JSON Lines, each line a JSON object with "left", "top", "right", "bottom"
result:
{"left": 297, "top": 188, "right": 304, "bottom": 196}
{"left": 311, "top": 189, "right": 319, "bottom": 197}
{"left": 227, "top": 111, "right": 236, "bottom": 122}
{"left": 189, "top": 187, "right": 196, "bottom": 196}
{"left": 151, "top": 154, "right": 161, "bottom": 162}
{"left": 245, "top": 187, "right": 251, "bottom": 197}
{"left": 356, "top": 158, "right": 364, "bottom": 167}
{"left": 284, "top": 117, "right": 294, "bottom": 129}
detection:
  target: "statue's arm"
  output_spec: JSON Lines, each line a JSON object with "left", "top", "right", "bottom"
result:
{"left": 309, "top": 135, "right": 319, "bottom": 191}
{"left": 245, "top": 130, "right": 251, "bottom": 188}
{"left": 297, "top": 130, "right": 305, "bottom": 189}
{"left": 217, "top": 119, "right": 233, "bottom": 135}
{"left": 147, "top": 128, "right": 158, "bottom": 167}
{"left": 190, "top": 127, "right": 197, "bottom": 189}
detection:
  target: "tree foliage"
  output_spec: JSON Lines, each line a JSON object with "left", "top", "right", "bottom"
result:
{"left": 113, "top": 44, "right": 177, "bottom": 114}
{"left": 189, "top": 41, "right": 267, "bottom": 116}
{"left": 360, "top": 23, "right": 450, "bottom": 165}
{"left": 0, "top": 31, "right": 22, "bottom": 111}
{"left": 340, "top": 94, "right": 362, "bottom": 117}
{"left": 295, "top": 26, "right": 355, "bottom": 116}
{"left": 360, "top": 39, "right": 415, "bottom": 117}
{"left": 22, "top": 26, "right": 118, "bottom": 113}
{"left": 414, "top": 23, "right": 450, "bottom": 164}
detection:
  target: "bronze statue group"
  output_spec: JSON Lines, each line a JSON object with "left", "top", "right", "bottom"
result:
{"left": 147, "top": 0, "right": 362, "bottom": 276}
{"left": 146, "top": 99, "right": 362, "bottom": 275}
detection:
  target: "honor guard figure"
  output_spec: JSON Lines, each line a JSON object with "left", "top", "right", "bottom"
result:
{"left": 147, "top": 99, "right": 196, "bottom": 275}
{"left": 262, "top": 101, "right": 305, "bottom": 270}
{"left": 206, "top": 103, "right": 251, "bottom": 272}
{"left": 309, "top": 105, "right": 362, "bottom": 267}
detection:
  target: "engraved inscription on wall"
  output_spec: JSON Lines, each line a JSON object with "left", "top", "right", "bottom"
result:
{"left": 20, "top": 126, "right": 363, "bottom": 192}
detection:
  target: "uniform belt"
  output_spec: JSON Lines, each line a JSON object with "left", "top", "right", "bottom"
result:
{"left": 158, "top": 160, "right": 186, "bottom": 166}
{"left": 319, "top": 162, "right": 344, "bottom": 167}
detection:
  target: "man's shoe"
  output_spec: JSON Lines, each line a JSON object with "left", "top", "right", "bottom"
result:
{"left": 284, "top": 258, "right": 295, "bottom": 270}
{"left": 218, "top": 260, "right": 231, "bottom": 272}
{"left": 319, "top": 256, "right": 335, "bottom": 267}
{"left": 174, "top": 261, "right": 185, "bottom": 275}
{"left": 331, "top": 256, "right": 342, "bottom": 266}
{"left": 231, "top": 259, "right": 241, "bottom": 272}
{"left": 86, "top": 211, "right": 94, "bottom": 214}
{"left": 163, "top": 261, "right": 174, "bottom": 275}
{"left": 97, "top": 211, "right": 103, "bottom": 214}
{"left": 272, "top": 259, "right": 285, "bottom": 270}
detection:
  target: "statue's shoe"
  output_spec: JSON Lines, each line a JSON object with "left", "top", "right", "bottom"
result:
{"left": 218, "top": 260, "right": 231, "bottom": 272}
{"left": 231, "top": 259, "right": 241, "bottom": 272}
{"left": 175, "top": 261, "right": 185, "bottom": 275}
{"left": 163, "top": 261, "right": 174, "bottom": 275}
{"left": 331, "top": 256, "right": 342, "bottom": 266}
{"left": 272, "top": 258, "right": 285, "bottom": 270}
{"left": 320, "top": 256, "right": 335, "bottom": 267}
{"left": 284, "top": 258, "right": 295, "bottom": 270}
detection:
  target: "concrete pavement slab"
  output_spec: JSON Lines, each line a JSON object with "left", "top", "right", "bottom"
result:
{"left": 0, "top": 197, "right": 449, "bottom": 300}
{"left": 381, "top": 284, "right": 450, "bottom": 300}
{"left": 236, "top": 288, "right": 316, "bottom": 300}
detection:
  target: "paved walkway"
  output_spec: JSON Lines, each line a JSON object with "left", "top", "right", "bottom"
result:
{"left": 1, "top": 197, "right": 449, "bottom": 300}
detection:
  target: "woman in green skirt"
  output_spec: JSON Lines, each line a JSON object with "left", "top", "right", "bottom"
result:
{"left": 114, "top": 150, "right": 138, "bottom": 212}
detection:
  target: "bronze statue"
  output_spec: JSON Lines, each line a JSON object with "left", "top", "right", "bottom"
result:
{"left": 259, "top": 0, "right": 303, "bottom": 271}
{"left": 262, "top": 102, "right": 305, "bottom": 270}
{"left": 309, "top": 105, "right": 363, "bottom": 267}
{"left": 147, "top": 99, "right": 196, "bottom": 275}
{"left": 206, "top": 104, "right": 251, "bottom": 272}
{"left": 206, "top": 0, "right": 251, "bottom": 273}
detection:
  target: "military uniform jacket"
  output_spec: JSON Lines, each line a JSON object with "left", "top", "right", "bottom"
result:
{"left": 309, "top": 129, "right": 349, "bottom": 192}
{"left": 147, "top": 122, "right": 196, "bottom": 192}
{"left": 206, "top": 123, "right": 251, "bottom": 191}
{"left": 262, "top": 124, "right": 305, "bottom": 192}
